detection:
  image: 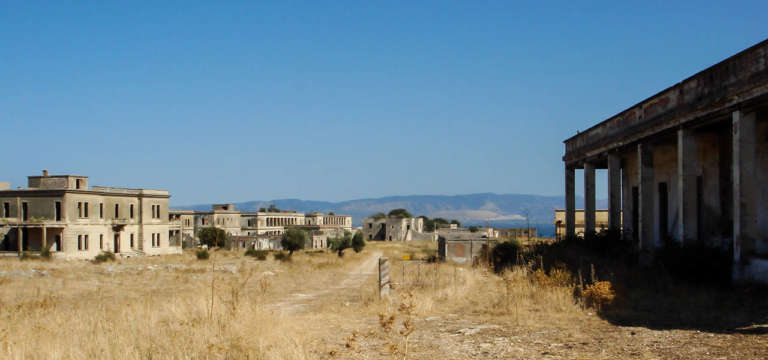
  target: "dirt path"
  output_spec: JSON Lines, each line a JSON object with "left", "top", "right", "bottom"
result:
{"left": 270, "top": 251, "right": 382, "bottom": 314}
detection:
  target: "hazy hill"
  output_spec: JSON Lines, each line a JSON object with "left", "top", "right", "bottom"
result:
{"left": 175, "top": 193, "right": 592, "bottom": 237}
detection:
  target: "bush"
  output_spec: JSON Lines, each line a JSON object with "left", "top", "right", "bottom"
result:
{"left": 245, "top": 249, "right": 268, "bottom": 260}
{"left": 388, "top": 209, "right": 413, "bottom": 218}
{"left": 330, "top": 232, "right": 353, "bottom": 257}
{"left": 491, "top": 241, "right": 522, "bottom": 273}
{"left": 351, "top": 231, "right": 366, "bottom": 253}
{"left": 468, "top": 226, "right": 480, "bottom": 233}
{"left": 583, "top": 281, "right": 616, "bottom": 312}
{"left": 93, "top": 251, "right": 116, "bottom": 264}
{"left": 196, "top": 248, "right": 210, "bottom": 260}
{"left": 273, "top": 251, "right": 290, "bottom": 262}
{"left": 198, "top": 227, "right": 227, "bottom": 248}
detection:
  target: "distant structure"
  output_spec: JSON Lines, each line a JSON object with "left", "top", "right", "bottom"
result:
{"left": 363, "top": 216, "right": 427, "bottom": 241}
{"left": 496, "top": 227, "right": 538, "bottom": 242}
{"left": 170, "top": 205, "right": 352, "bottom": 248}
{"left": 0, "top": 171, "right": 181, "bottom": 259}
{"left": 553, "top": 210, "right": 616, "bottom": 240}
{"left": 438, "top": 232, "right": 497, "bottom": 264}
{"left": 562, "top": 39, "right": 768, "bottom": 283}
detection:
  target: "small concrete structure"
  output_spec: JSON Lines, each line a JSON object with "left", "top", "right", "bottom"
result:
{"left": 562, "top": 39, "right": 768, "bottom": 283}
{"left": 0, "top": 171, "right": 181, "bottom": 259}
{"left": 438, "top": 233, "right": 497, "bottom": 264}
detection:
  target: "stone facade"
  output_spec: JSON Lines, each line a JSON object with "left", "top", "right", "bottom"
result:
{"left": 562, "top": 39, "right": 768, "bottom": 283}
{"left": 0, "top": 171, "right": 181, "bottom": 259}
{"left": 362, "top": 217, "right": 425, "bottom": 241}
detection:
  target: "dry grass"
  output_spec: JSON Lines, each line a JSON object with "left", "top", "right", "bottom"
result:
{"left": 0, "top": 241, "right": 765, "bottom": 359}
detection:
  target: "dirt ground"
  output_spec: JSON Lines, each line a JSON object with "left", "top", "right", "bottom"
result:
{"left": 0, "top": 242, "right": 766, "bottom": 359}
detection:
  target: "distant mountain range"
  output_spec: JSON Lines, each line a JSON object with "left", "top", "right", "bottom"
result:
{"left": 175, "top": 193, "right": 599, "bottom": 237}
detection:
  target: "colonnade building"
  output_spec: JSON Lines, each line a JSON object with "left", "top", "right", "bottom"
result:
{"left": 562, "top": 39, "right": 768, "bottom": 283}
{"left": 0, "top": 171, "right": 181, "bottom": 259}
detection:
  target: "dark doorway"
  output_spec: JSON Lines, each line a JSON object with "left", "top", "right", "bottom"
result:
{"left": 21, "top": 203, "right": 28, "bottom": 221}
{"left": 658, "top": 182, "right": 668, "bottom": 242}
{"left": 55, "top": 235, "right": 61, "bottom": 251}
{"left": 55, "top": 201, "right": 61, "bottom": 221}
{"left": 632, "top": 186, "right": 639, "bottom": 243}
{"left": 114, "top": 234, "right": 120, "bottom": 253}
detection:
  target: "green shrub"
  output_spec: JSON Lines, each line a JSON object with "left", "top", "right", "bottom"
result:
{"left": 93, "top": 251, "right": 116, "bottom": 264}
{"left": 245, "top": 248, "right": 268, "bottom": 260}
{"left": 196, "top": 248, "right": 210, "bottom": 260}
{"left": 273, "top": 251, "right": 290, "bottom": 262}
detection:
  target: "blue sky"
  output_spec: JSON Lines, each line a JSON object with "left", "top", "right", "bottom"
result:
{"left": 1, "top": 1, "right": 766, "bottom": 205}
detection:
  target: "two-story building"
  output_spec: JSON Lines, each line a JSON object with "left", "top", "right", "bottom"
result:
{"left": 0, "top": 171, "right": 180, "bottom": 259}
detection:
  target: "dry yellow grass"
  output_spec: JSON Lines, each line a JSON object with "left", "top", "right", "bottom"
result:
{"left": 0, "top": 241, "right": 765, "bottom": 359}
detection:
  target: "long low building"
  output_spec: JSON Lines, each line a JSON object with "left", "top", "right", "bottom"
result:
{"left": 0, "top": 171, "right": 181, "bottom": 259}
{"left": 562, "top": 39, "right": 768, "bottom": 283}
{"left": 170, "top": 206, "right": 352, "bottom": 247}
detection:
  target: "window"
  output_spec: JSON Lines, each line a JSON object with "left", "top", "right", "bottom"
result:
{"left": 99, "top": 203, "right": 103, "bottom": 218}
{"left": 130, "top": 204, "right": 134, "bottom": 219}
{"left": 77, "top": 235, "right": 83, "bottom": 250}
{"left": 84, "top": 235, "right": 89, "bottom": 250}
{"left": 77, "top": 202, "right": 83, "bottom": 217}
{"left": 115, "top": 204, "right": 119, "bottom": 218}
{"left": 100, "top": 234, "right": 104, "bottom": 250}
{"left": 21, "top": 202, "right": 28, "bottom": 221}
{"left": 130, "top": 234, "right": 134, "bottom": 248}
{"left": 84, "top": 202, "right": 89, "bottom": 218}
{"left": 368, "top": 223, "right": 372, "bottom": 229}
{"left": 55, "top": 201, "right": 61, "bottom": 221}
{"left": 3, "top": 202, "right": 9, "bottom": 218}
{"left": 75, "top": 179, "right": 82, "bottom": 189}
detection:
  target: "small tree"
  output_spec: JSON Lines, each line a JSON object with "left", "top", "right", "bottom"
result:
{"left": 351, "top": 231, "right": 366, "bottom": 253}
{"left": 330, "top": 231, "right": 353, "bottom": 257}
{"left": 468, "top": 226, "right": 480, "bottom": 233}
{"left": 198, "top": 226, "right": 227, "bottom": 248}
{"left": 281, "top": 228, "right": 306, "bottom": 256}
{"left": 450, "top": 219, "right": 461, "bottom": 227}
{"left": 388, "top": 209, "right": 413, "bottom": 218}
{"left": 268, "top": 204, "right": 280, "bottom": 212}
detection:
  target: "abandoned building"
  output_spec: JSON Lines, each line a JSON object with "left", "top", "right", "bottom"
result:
{"left": 554, "top": 210, "right": 619, "bottom": 240}
{"left": 362, "top": 216, "right": 430, "bottom": 241}
{"left": 170, "top": 205, "right": 352, "bottom": 247}
{"left": 438, "top": 232, "right": 497, "bottom": 264}
{"left": 562, "top": 39, "right": 768, "bottom": 283}
{"left": 0, "top": 171, "right": 181, "bottom": 259}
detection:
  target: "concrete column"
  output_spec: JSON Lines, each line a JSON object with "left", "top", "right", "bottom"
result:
{"left": 621, "top": 160, "right": 633, "bottom": 241}
{"left": 733, "top": 110, "right": 757, "bottom": 264}
{"left": 17, "top": 227, "right": 23, "bottom": 255}
{"left": 42, "top": 226, "right": 47, "bottom": 250}
{"left": 565, "top": 165, "right": 576, "bottom": 238}
{"left": 637, "top": 143, "right": 654, "bottom": 251}
{"left": 584, "top": 162, "right": 596, "bottom": 237}
{"left": 607, "top": 154, "right": 622, "bottom": 232}
{"left": 677, "top": 128, "right": 698, "bottom": 245}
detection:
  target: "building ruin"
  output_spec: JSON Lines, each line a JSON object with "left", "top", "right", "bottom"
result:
{"left": 562, "top": 39, "right": 768, "bottom": 283}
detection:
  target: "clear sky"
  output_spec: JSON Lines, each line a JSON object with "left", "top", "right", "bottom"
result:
{"left": 2, "top": 1, "right": 766, "bottom": 205}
